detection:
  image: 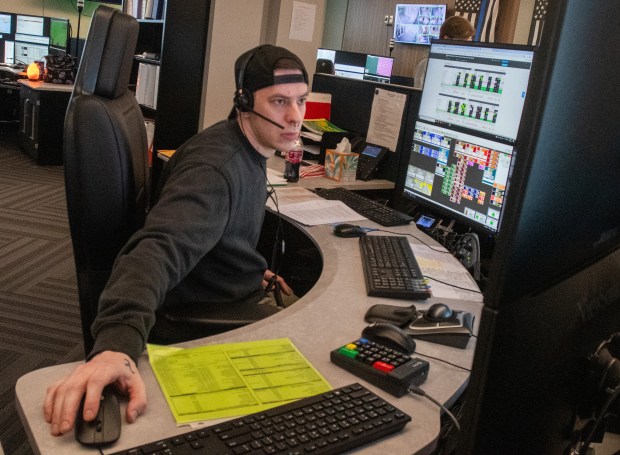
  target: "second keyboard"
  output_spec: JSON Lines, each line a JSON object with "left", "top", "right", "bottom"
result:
{"left": 359, "top": 235, "right": 432, "bottom": 300}
{"left": 314, "top": 187, "right": 413, "bottom": 226}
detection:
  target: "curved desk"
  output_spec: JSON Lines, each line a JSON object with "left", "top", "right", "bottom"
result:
{"left": 16, "top": 215, "right": 481, "bottom": 454}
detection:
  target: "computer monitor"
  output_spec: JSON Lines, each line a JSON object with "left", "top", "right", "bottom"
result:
{"left": 394, "top": 3, "right": 446, "bottom": 45}
{"left": 393, "top": 41, "right": 535, "bottom": 235}
{"left": 16, "top": 14, "right": 44, "bottom": 37}
{"left": 458, "top": 0, "right": 620, "bottom": 453}
{"left": 0, "top": 12, "right": 12, "bottom": 35}
{"left": 13, "top": 14, "right": 49, "bottom": 65}
{"left": 364, "top": 54, "right": 394, "bottom": 84}
{"left": 418, "top": 41, "right": 535, "bottom": 144}
{"left": 49, "top": 17, "right": 69, "bottom": 52}
{"left": 0, "top": 12, "right": 14, "bottom": 64}
{"left": 316, "top": 48, "right": 369, "bottom": 81}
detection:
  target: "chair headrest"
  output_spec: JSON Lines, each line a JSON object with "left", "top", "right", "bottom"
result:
{"left": 73, "top": 5, "right": 139, "bottom": 100}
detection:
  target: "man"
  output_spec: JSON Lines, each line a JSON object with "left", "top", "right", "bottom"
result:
{"left": 43, "top": 44, "right": 308, "bottom": 436}
{"left": 413, "top": 16, "right": 476, "bottom": 89}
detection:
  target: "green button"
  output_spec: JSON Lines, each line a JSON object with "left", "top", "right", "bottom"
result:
{"left": 338, "top": 347, "right": 358, "bottom": 359}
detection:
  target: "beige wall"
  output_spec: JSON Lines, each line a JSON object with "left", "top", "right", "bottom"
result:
{"left": 201, "top": 0, "right": 326, "bottom": 129}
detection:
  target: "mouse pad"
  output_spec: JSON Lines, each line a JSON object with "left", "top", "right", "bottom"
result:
{"left": 364, "top": 304, "right": 417, "bottom": 327}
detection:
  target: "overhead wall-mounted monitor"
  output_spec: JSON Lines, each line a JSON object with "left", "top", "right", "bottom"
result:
{"left": 394, "top": 4, "right": 446, "bottom": 45}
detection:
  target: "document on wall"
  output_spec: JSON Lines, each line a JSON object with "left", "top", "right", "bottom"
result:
{"left": 289, "top": 1, "right": 316, "bottom": 42}
{"left": 147, "top": 339, "right": 332, "bottom": 425}
{"left": 366, "top": 88, "right": 407, "bottom": 152}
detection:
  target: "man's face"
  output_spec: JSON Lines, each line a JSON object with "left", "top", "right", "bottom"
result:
{"left": 243, "top": 69, "right": 308, "bottom": 155}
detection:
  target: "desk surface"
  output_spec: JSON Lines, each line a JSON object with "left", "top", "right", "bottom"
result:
{"left": 16, "top": 215, "right": 480, "bottom": 455}
{"left": 18, "top": 79, "right": 74, "bottom": 92}
{"left": 157, "top": 151, "right": 396, "bottom": 192}
{"left": 267, "top": 154, "right": 395, "bottom": 191}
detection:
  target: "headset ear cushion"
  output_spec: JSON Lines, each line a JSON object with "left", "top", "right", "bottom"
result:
{"left": 234, "top": 88, "right": 253, "bottom": 112}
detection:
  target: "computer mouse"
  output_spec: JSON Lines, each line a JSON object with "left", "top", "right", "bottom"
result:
{"left": 362, "top": 322, "right": 416, "bottom": 354}
{"left": 333, "top": 223, "right": 367, "bottom": 238}
{"left": 425, "top": 303, "right": 455, "bottom": 322}
{"left": 75, "top": 386, "right": 121, "bottom": 446}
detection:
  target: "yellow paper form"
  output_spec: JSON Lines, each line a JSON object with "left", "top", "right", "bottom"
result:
{"left": 147, "top": 338, "right": 332, "bottom": 424}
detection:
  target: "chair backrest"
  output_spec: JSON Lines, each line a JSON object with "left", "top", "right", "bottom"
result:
{"left": 64, "top": 5, "right": 149, "bottom": 356}
{"left": 315, "top": 58, "right": 335, "bottom": 75}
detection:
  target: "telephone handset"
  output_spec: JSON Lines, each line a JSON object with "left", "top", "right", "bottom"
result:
{"left": 356, "top": 143, "right": 388, "bottom": 181}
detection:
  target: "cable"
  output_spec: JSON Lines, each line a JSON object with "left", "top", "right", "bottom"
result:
{"left": 424, "top": 274, "right": 483, "bottom": 294}
{"left": 264, "top": 178, "right": 285, "bottom": 296}
{"left": 408, "top": 386, "right": 461, "bottom": 432}
{"left": 415, "top": 351, "right": 471, "bottom": 372}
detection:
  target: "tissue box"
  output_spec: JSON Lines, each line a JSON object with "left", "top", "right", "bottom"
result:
{"left": 324, "top": 149, "right": 359, "bottom": 182}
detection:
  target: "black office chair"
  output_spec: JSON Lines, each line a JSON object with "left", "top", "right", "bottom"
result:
{"left": 64, "top": 6, "right": 277, "bottom": 357}
{"left": 315, "top": 58, "right": 335, "bottom": 75}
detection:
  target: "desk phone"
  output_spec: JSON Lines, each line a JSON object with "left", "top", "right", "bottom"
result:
{"left": 356, "top": 143, "right": 388, "bottom": 181}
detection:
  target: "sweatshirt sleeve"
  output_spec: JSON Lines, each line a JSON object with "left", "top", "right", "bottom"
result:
{"left": 90, "top": 150, "right": 232, "bottom": 359}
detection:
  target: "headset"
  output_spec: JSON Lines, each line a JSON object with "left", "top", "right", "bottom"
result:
{"left": 233, "top": 50, "right": 255, "bottom": 113}
{"left": 232, "top": 48, "right": 285, "bottom": 129}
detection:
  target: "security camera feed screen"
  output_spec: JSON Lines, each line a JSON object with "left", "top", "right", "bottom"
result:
{"left": 394, "top": 4, "right": 446, "bottom": 45}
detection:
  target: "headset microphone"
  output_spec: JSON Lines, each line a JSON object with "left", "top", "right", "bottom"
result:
{"left": 245, "top": 107, "right": 285, "bottom": 129}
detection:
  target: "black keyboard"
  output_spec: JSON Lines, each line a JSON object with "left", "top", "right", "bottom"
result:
{"left": 109, "top": 383, "right": 411, "bottom": 455}
{"left": 359, "top": 235, "right": 432, "bottom": 300}
{"left": 314, "top": 187, "right": 413, "bottom": 226}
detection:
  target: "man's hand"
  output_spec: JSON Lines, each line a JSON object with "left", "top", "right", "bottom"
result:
{"left": 43, "top": 351, "right": 147, "bottom": 436}
{"left": 262, "top": 269, "right": 293, "bottom": 296}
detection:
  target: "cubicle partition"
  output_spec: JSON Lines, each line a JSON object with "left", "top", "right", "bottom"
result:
{"left": 311, "top": 73, "right": 422, "bottom": 182}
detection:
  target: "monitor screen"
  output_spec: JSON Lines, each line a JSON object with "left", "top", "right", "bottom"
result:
{"left": 14, "top": 40, "right": 48, "bottom": 64}
{"left": 394, "top": 41, "right": 534, "bottom": 235}
{"left": 333, "top": 49, "right": 367, "bottom": 80}
{"left": 2, "top": 40, "right": 14, "bottom": 64}
{"left": 316, "top": 47, "right": 336, "bottom": 63}
{"left": 394, "top": 4, "right": 446, "bottom": 45}
{"left": 0, "top": 12, "right": 12, "bottom": 35}
{"left": 403, "top": 120, "right": 514, "bottom": 232}
{"left": 16, "top": 14, "right": 44, "bottom": 37}
{"left": 316, "top": 49, "right": 369, "bottom": 81}
{"left": 418, "top": 41, "right": 535, "bottom": 144}
{"left": 364, "top": 54, "right": 394, "bottom": 83}
{"left": 49, "top": 17, "right": 69, "bottom": 50}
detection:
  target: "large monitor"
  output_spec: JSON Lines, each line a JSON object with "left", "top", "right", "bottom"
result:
{"left": 393, "top": 41, "right": 535, "bottom": 235}
{"left": 394, "top": 3, "right": 446, "bottom": 45}
{"left": 458, "top": 0, "right": 620, "bottom": 453}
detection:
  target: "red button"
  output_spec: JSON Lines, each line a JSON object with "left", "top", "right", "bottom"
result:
{"left": 373, "top": 361, "right": 394, "bottom": 373}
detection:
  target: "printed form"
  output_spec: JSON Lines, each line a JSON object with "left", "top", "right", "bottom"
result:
{"left": 147, "top": 338, "right": 332, "bottom": 425}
